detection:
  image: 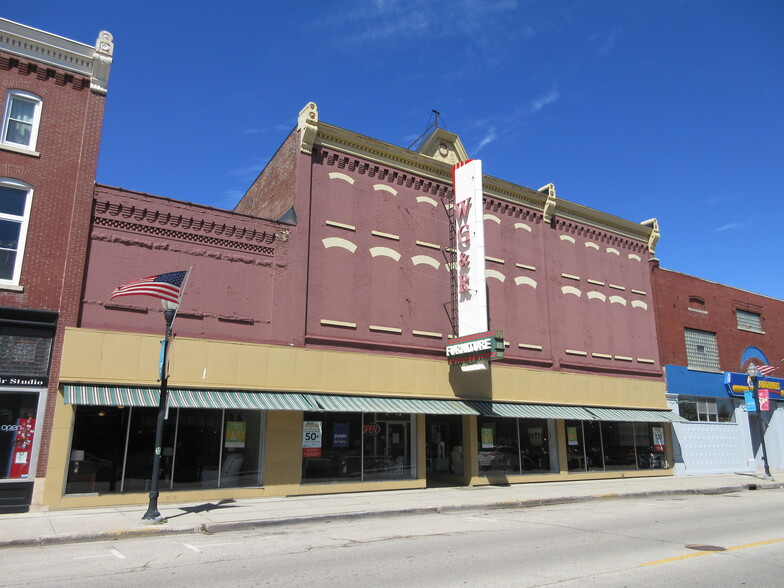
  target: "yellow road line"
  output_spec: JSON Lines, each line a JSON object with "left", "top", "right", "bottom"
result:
{"left": 642, "top": 537, "right": 784, "bottom": 567}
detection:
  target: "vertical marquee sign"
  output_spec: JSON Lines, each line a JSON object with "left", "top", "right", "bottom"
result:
{"left": 451, "top": 159, "right": 491, "bottom": 371}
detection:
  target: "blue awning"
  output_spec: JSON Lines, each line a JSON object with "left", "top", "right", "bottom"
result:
{"left": 664, "top": 365, "right": 729, "bottom": 398}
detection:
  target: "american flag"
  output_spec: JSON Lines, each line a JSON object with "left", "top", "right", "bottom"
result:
{"left": 111, "top": 271, "right": 188, "bottom": 304}
{"left": 757, "top": 361, "right": 782, "bottom": 376}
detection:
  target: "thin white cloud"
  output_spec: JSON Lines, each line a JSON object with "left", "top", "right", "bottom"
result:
{"left": 475, "top": 126, "right": 497, "bottom": 153}
{"left": 315, "top": 0, "right": 523, "bottom": 51}
{"left": 240, "top": 127, "right": 265, "bottom": 135}
{"left": 530, "top": 89, "right": 560, "bottom": 113}
{"left": 592, "top": 27, "right": 623, "bottom": 59}
{"left": 716, "top": 223, "right": 742, "bottom": 232}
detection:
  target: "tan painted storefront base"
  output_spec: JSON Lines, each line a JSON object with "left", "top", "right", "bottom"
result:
{"left": 40, "top": 328, "right": 672, "bottom": 510}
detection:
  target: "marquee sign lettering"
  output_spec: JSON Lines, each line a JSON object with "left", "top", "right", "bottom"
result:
{"left": 446, "top": 331, "right": 505, "bottom": 365}
{"left": 451, "top": 159, "right": 490, "bottom": 372}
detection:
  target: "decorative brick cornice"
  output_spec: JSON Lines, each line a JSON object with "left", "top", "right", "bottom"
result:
{"left": 93, "top": 197, "right": 278, "bottom": 256}
{"left": 554, "top": 218, "right": 647, "bottom": 252}
{"left": 0, "top": 18, "right": 112, "bottom": 94}
{"left": 0, "top": 54, "right": 90, "bottom": 90}
{"left": 317, "top": 147, "right": 452, "bottom": 199}
{"left": 303, "top": 102, "right": 657, "bottom": 245}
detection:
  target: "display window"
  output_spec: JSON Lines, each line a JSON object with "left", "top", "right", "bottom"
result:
{"left": 302, "top": 412, "right": 416, "bottom": 483}
{"left": 477, "top": 417, "right": 557, "bottom": 476}
{"left": 564, "top": 420, "right": 669, "bottom": 472}
{"left": 0, "top": 391, "right": 39, "bottom": 480}
{"left": 66, "top": 406, "right": 265, "bottom": 494}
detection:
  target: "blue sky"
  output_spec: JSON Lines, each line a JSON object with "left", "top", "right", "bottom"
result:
{"left": 5, "top": 1, "right": 783, "bottom": 299}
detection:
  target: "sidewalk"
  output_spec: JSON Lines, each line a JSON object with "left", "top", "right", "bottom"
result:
{"left": 2, "top": 472, "right": 782, "bottom": 548}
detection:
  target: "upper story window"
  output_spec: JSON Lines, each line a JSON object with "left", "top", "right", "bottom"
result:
{"left": 688, "top": 296, "right": 707, "bottom": 314}
{"left": 0, "top": 179, "right": 34, "bottom": 285}
{"left": 1, "top": 91, "right": 43, "bottom": 151}
{"left": 684, "top": 328, "right": 721, "bottom": 372}
{"left": 736, "top": 309, "right": 763, "bottom": 333}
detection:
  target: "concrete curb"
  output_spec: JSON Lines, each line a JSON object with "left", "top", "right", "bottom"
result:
{"left": 3, "top": 481, "right": 781, "bottom": 549}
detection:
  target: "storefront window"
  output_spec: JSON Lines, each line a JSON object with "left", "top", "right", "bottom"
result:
{"left": 600, "top": 422, "right": 637, "bottom": 470}
{"left": 565, "top": 420, "right": 669, "bottom": 472}
{"left": 477, "top": 417, "right": 556, "bottom": 476}
{"left": 0, "top": 392, "right": 39, "bottom": 480}
{"left": 302, "top": 412, "right": 416, "bottom": 483}
{"left": 584, "top": 421, "right": 604, "bottom": 471}
{"left": 66, "top": 406, "right": 265, "bottom": 494}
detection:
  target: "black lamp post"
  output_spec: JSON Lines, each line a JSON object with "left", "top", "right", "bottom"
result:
{"left": 142, "top": 304, "right": 177, "bottom": 521}
{"left": 747, "top": 363, "right": 771, "bottom": 478}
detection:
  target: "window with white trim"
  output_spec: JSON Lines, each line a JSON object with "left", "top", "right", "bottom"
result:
{"left": 736, "top": 309, "right": 763, "bottom": 333}
{"left": 0, "top": 180, "right": 34, "bottom": 284}
{"left": 677, "top": 395, "right": 735, "bottom": 422}
{"left": 2, "top": 91, "right": 43, "bottom": 151}
{"left": 684, "top": 328, "right": 720, "bottom": 372}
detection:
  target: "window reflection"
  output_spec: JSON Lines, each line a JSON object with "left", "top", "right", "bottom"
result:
{"left": 66, "top": 406, "right": 265, "bottom": 494}
{"left": 301, "top": 412, "right": 416, "bottom": 483}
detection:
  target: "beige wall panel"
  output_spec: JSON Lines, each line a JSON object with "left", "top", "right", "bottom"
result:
{"left": 60, "top": 329, "right": 107, "bottom": 379}
{"left": 204, "top": 341, "right": 241, "bottom": 386}
{"left": 42, "top": 392, "right": 76, "bottom": 509}
{"left": 264, "top": 411, "right": 303, "bottom": 486}
{"left": 265, "top": 346, "right": 296, "bottom": 389}
{"left": 235, "top": 343, "right": 271, "bottom": 387}
{"left": 103, "top": 332, "right": 158, "bottom": 383}
{"left": 320, "top": 349, "right": 350, "bottom": 392}
{"left": 170, "top": 338, "right": 210, "bottom": 384}
{"left": 60, "top": 329, "right": 665, "bottom": 409}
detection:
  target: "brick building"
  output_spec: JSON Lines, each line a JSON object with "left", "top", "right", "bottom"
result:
{"left": 652, "top": 265, "right": 784, "bottom": 475}
{"left": 43, "top": 102, "right": 684, "bottom": 511}
{"left": 0, "top": 18, "right": 112, "bottom": 511}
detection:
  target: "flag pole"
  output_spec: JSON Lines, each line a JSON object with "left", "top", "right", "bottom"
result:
{"left": 142, "top": 300, "right": 177, "bottom": 521}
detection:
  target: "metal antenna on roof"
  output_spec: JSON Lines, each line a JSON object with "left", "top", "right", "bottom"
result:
{"left": 407, "top": 109, "right": 446, "bottom": 151}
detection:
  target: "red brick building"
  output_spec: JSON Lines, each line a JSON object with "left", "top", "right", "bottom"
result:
{"left": 0, "top": 18, "right": 112, "bottom": 511}
{"left": 652, "top": 265, "right": 784, "bottom": 474}
{"left": 44, "top": 102, "right": 682, "bottom": 511}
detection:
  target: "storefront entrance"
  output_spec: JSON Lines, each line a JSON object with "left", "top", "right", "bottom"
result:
{"left": 425, "top": 414, "right": 465, "bottom": 486}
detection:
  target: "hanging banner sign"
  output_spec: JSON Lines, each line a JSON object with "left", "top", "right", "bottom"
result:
{"left": 759, "top": 389, "right": 770, "bottom": 411}
{"left": 744, "top": 391, "right": 756, "bottom": 413}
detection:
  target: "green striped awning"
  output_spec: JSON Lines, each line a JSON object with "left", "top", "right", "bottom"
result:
{"left": 63, "top": 385, "right": 315, "bottom": 411}
{"left": 63, "top": 385, "right": 160, "bottom": 407}
{"left": 170, "top": 389, "right": 315, "bottom": 411}
{"left": 304, "top": 394, "right": 480, "bottom": 415}
{"left": 585, "top": 407, "right": 687, "bottom": 423}
{"left": 471, "top": 401, "right": 598, "bottom": 420}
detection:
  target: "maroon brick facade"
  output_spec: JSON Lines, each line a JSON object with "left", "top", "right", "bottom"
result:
{"left": 81, "top": 185, "right": 292, "bottom": 344}
{"left": 286, "top": 144, "right": 661, "bottom": 379}
{"left": 0, "top": 39, "right": 107, "bottom": 481}
{"left": 651, "top": 265, "right": 784, "bottom": 371}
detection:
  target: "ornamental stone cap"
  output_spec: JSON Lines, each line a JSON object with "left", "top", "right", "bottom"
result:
{"left": 0, "top": 17, "right": 114, "bottom": 95}
{"left": 415, "top": 127, "right": 469, "bottom": 166}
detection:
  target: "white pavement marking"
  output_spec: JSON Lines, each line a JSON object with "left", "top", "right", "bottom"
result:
{"left": 74, "top": 549, "right": 125, "bottom": 560}
{"left": 182, "top": 541, "right": 243, "bottom": 553}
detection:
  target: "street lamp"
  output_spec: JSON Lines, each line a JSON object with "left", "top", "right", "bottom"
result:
{"left": 142, "top": 300, "right": 178, "bottom": 521}
{"left": 747, "top": 363, "right": 771, "bottom": 478}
